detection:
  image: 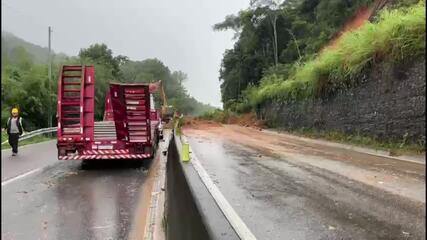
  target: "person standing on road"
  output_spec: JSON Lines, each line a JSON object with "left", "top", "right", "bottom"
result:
{"left": 5, "top": 108, "right": 24, "bottom": 156}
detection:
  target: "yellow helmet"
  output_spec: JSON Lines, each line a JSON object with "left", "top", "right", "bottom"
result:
{"left": 11, "top": 108, "right": 19, "bottom": 114}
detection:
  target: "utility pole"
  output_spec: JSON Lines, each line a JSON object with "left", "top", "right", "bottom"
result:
{"left": 48, "top": 26, "right": 52, "bottom": 130}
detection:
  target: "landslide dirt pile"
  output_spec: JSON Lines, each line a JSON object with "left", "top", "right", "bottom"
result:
{"left": 184, "top": 112, "right": 265, "bottom": 130}
{"left": 226, "top": 112, "right": 265, "bottom": 130}
{"left": 182, "top": 117, "right": 222, "bottom": 130}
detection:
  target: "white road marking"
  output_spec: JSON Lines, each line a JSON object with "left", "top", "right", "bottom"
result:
{"left": 1, "top": 168, "right": 41, "bottom": 187}
{"left": 180, "top": 135, "right": 257, "bottom": 240}
{"left": 92, "top": 224, "right": 114, "bottom": 229}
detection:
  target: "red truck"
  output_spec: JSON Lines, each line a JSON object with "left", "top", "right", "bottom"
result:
{"left": 56, "top": 65, "right": 162, "bottom": 160}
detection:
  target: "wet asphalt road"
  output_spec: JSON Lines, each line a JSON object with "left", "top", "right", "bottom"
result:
{"left": 2, "top": 140, "right": 58, "bottom": 181}
{"left": 1, "top": 141, "right": 157, "bottom": 240}
{"left": 187, "top": 134, "right": 426, "bottom": 240}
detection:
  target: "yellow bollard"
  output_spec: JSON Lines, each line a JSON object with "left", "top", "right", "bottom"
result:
{"left": 182, "top": 142, "right": 190, "bottom": 162}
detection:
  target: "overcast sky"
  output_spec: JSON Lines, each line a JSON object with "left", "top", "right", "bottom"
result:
{"left": 1, "top": 0, "right": 249, "bottom": 107}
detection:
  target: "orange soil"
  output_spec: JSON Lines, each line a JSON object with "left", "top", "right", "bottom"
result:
{"left": 182, "top": 118, "right": 222, "bottom": 130}
{"left": 183, "top": 112, "right": 265, "bottom": 131}
{"left": 184, "top": 124, "right": 425, "bottom": 202}
{"left": 322, "top": 0, "right": 385, "bottom": 52}
{"left": 226, "top": 112, "right": 265, "bottom": 129}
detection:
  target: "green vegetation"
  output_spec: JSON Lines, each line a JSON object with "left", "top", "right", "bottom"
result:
{"left": 215, "top": 0, "right": 425, "bottom": 110}
{"left": 213, "top": 0, "right": 425, "bottom": 152}
{"left": 248, "top": 2, "right": 425, "bottom": 106}
{"left": 1, "top": 131, "right": 7, "bottom": 143}
{"left": 119, "top": 58, "right": 215, "bottom": 117}
{"left": 1, "top": 47, "right": 55, "bottom": 131}
{"left": 1, "top": 34, "right": 214, "bottom": 130}
{"left": 198, "top": 109, "right": 235, "bottom": 124}
{"left": 290, "top": 128, "right": 425, "bottom": 155}
{"left": 1, "top": 132, "right": 54, "bottom": 150}
{"left": 215, "top": 0, "right": 374, "bottom": 108}
{"left": 76, "top": 44, "right": 215, "bottom": 119}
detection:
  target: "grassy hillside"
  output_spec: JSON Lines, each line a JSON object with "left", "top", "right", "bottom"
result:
{"left": 2, "top": 31, "right": 49, "bottom": 63}
{"left": 243, "top": 1, "right": 425, "bottom": 108}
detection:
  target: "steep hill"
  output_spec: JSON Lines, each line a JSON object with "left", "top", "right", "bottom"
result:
{"left": 2, "top": 31, "right": 50, "bottom": 63}
{"left": 1, "top": 31, "right": 68, "bottom": 64}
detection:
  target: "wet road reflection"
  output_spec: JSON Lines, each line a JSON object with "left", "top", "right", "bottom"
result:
{"left": 187, "top": 134, "right": 425, "bottom": 240}
{"left": 2, "top": 160, "right": 148, "bottom": 240}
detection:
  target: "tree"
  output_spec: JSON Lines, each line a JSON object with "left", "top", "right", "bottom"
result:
{"left": 214, "top": 0, "right": 373, "bottom": 109}
{"left": 120, "top": 58, "right": 213, "bottom": 115}
{"left": 1, "top": 35, "right": 214, "bottom": 127}
{"left": 79, "top": 43, "right": 128, "bottom": 80}
{"left": 9, "top": 46, "right": 33, "bottom": 71}
{"left": 172, "top": 71, "right": 187, "bottom": 85}
{"left": 250, "top": 0, "right": 285, "bottom": 66}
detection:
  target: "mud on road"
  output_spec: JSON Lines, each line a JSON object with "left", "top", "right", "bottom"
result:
{"left": 184, "top": 124, "right": 425, "bottom": 240}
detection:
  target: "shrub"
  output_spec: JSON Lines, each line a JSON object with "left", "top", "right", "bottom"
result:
{"left": 249, "top": 1, "right": 425, "bottom": 106}
{"left": 199, "top": 109, "right": 233, "bottom": 124}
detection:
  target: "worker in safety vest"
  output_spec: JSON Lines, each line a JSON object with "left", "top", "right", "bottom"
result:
{"left": 5, "top": 108, "right": 24, "bottom": 156}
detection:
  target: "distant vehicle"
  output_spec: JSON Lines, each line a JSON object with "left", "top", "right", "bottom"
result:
{"left": 56, "top": 65, "right": 163, "bottom": 160}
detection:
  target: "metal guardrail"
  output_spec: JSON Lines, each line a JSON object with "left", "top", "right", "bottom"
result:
{"left": 1, "top": 127, "right": 57, "bottom": 145}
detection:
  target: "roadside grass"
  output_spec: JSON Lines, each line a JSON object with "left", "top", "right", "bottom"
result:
{"left": 1, "top": 131, "right": 7, "bottom": 143}
{"left": 290, "top": 128, "right": 425, "bottom": 156}
{"left": 1, "top": 132, "right": 54, "bottom": 150}
{"left": 248, "top": 1, "right": 425, "bottom": 106}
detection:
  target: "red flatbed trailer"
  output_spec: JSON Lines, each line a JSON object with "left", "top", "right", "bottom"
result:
{"left": 57, "top": 65, "right": 160, "bottom": 160}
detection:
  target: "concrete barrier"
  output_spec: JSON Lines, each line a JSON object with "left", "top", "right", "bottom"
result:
{"left": 165, "top": 133, "right": 241, "bottom": 240}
